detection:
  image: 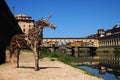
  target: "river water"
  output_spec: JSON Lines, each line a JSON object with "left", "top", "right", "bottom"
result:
{"left": 79, "top": 65, "right": 120, "bottom": 80}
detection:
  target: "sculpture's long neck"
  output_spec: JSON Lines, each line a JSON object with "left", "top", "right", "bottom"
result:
{"left": 39, "top": 27, "right": 43, "bottom": 39}
{"left": 27, "top": 27, "right": 44, "bottom": 41}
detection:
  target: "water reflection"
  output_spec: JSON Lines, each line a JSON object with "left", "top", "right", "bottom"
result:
{"left": 79, "top": 66, "right": 118, "bottom": 80}
{"left": 79, "top": 62, "right": 120, "bottom": 80}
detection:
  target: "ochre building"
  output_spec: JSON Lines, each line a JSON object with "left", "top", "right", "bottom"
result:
{"left": 15, "top": 14, "right": 34, "bottom": 34}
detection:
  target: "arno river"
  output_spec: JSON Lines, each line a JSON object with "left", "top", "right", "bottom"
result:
{"left": 78, "top": 56, "right": 120, "bottom": 80}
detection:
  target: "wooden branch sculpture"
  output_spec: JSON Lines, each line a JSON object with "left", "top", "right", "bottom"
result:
{"left": 10, "top": 18, "right": 56, "bottom": 71}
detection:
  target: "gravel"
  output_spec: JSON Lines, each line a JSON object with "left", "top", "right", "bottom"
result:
{"left": 0, "top": 51, "right": 103, "bottom": 80}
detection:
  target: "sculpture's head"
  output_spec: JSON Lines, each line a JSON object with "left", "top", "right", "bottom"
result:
{"left": 36, "top": 18, "right": 56, "bottom": 30}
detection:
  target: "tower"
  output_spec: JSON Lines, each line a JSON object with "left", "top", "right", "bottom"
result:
{"left": 98, "top": 29, "right": 105, "bottom": 37}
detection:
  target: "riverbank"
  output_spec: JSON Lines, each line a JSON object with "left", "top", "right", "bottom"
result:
{"left": 0, "top": 51, "right": 103, "bottom": 80}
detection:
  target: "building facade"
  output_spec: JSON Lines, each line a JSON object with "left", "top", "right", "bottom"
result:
{"left": 15, "top": 14, "right": 34, "bottom": 34}
{"left": 86, "top": 24, "right": 120, "bottom": 49}
{"left": 98, "top": 24, "right": 120, "bottom": 48}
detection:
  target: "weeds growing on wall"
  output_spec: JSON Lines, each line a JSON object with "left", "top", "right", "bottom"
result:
{"left": 114, "top": 48, "right": 120, "bottom": 56}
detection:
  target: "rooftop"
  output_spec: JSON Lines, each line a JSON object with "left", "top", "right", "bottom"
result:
{"left": 15, "top": 14, "right": 32, "bottom": 20}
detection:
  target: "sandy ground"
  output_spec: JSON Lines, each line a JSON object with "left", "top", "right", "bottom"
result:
{"left": 0, "top": 51, "right": 103, "bottom": 80}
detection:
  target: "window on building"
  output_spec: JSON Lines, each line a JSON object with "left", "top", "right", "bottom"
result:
{"left": 23, "top": 25, "right": 25, "bottom": 27}
{"left": 29, "top": 25, "right": 31, "bottom": 27}
{"left": 23, "top": 28, "right": 25, "bottom": 33}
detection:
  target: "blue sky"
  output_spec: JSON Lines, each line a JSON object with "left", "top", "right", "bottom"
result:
{"left": 5, "top": 0, "right": 120, "bottom": 38}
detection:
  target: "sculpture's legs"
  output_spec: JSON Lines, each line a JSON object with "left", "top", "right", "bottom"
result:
{"left": 10, "top": 48, "right": 14, "bottom": 64}
{"left": 17, "top": 49, "right": 21, "bottom": 68}
{"left": 37, "top": 47, "right": 41, "bottom": 70}
{"left": 34, "top": 53, "right": 39, "bottom": 71}
{"left": 35, "top": 55, "right": 39, "bottom": 71}
{"left": 33, "top": 46, "right": 39, "bottom": 71}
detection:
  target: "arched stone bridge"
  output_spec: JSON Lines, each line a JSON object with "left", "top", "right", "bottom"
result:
{"left": 43, "top": 38, "right": 98, "bottom": 48}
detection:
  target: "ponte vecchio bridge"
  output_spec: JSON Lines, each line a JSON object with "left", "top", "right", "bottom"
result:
{"left": 43, "top": 37, "right": 98, "bottom": 47}
{"left": 42, "top": 38, "right": 98, "bottom": 57}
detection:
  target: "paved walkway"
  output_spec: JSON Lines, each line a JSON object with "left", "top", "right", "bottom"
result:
{"left": 0, "top": 51, "right": 103, "bottom": 80}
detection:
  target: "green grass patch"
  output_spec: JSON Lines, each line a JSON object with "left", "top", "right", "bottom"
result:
{"left": 40, "top": 49, "right": 102, "bottom": 78}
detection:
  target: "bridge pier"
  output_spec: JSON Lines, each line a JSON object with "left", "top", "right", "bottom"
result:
{"left": 49, "top": 47, "right": 59, "bottom": 53}
{"left": 70, "top": 47, "right": 97, "bottom": 57}
{"left": 74, "top": 47, "right": 79, "bottom": 57}
{"left": 89, "top": 47, "right": 97, "bottom": 56}
{"left": 49, "top": 48, "right": 54, "bottom": 53}
{"left": 70, "top": 47, "right": 79, "bottom": 57}
{"left": 71, "top": 47, "right": 97, "bottom": 57}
